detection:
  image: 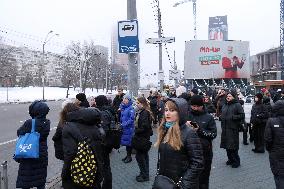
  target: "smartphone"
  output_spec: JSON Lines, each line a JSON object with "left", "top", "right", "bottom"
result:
{"left": 191, "top": 121, "right": 198, "bottom": 128}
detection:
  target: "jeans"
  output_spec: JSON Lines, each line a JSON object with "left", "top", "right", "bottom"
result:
{"left": 135, "top": 150, "right": 149, "bottom": 178}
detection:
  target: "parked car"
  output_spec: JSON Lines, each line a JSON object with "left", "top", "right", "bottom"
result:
{"left": 245, "top": 95, "right": 254, "bottom": 103}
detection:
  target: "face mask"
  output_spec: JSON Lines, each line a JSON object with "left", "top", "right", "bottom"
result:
{"left": 164, "top": 121, "right": 176, "bottom": 129}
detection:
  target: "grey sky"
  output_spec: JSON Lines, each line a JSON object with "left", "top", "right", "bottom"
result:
{"left": 0, "top": 0, "right": 280, "bottom": 85}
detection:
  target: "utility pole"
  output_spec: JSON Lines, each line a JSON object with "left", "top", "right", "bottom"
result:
{"left": 173, "top": 50, "right": 178, "bottom": 88}
{"left": 127, "top": 0, "right": 139, "bottom": 97}
{"left": 157, "top": 0, "right": 163, "bottom": 91}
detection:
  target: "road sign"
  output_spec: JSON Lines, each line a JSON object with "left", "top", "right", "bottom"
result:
{"left": 145, "top": 37, "right": 175, "bottom": 44}
{"left": 118, "top": 20, "right": 139, "bottom": 53}
{"left": 158, "top": 70, "right": 164, "bottom": 81}
{"left": 169, "top": 70, "right": 181, "bottom": 80}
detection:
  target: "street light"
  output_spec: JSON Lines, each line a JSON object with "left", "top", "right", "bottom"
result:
{"left": 42, "top": 30, "right": 59, "bottom": 101}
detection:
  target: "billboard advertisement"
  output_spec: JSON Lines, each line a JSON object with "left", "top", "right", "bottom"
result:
{"left": 208, "top": 16, "right": 228, "bottom": 41}
{"left": 184, "top": 40, "right": 250, "bottom": 79}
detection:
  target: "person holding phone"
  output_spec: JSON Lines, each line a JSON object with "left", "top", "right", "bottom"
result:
{"left": 187, "top": 95, "right": 217, "bottom": 189}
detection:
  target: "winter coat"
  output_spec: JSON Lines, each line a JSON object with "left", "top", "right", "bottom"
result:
{"left": 216, "top": 95, "right": 226, "bottom": 117}
{"left": 134, "top": 109, "right": 153, "bottom": 139}
{"left": 188, "top": 108, "right": 217, "bottom": 153}
{"left": 263, "top": 97, "right": 272, "bottom": 117}
{"left": 79, "top": 100, "right": 90, "bottom": 108}
{"left": 52, "top": 125, "right": 64, "bottom": 160}
{"left": 16, "top": 101, "right": 50, "bottom": 188}
{"left": 120, "top": 101, "right": 135, "bottom": 146}
{"left": 149, "top": 96, "right": 159, "bottom": 114}
{"left": 265, "top": 100, "right": 284, "bottom": 176}
{"left": 112, "top": 93, "right": 124, "bottom": 112}
{"left": 250, "top": 102, "right": 269, "bottom": 127}
{"left": 61, "top": 108, "right": 104, "bottom": 189}
{"left": 158, "top": 98, "right": 204, "bottom": 189}
{"left": 220, "top": 99, "right": 244, "bottom": 150}
{"left": 204, "top": 102, "right": 216, "bottom": 114}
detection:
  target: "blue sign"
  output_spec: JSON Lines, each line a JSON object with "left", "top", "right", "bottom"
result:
{"left": 118, "top": 20, "right": 139, "bottom": 53}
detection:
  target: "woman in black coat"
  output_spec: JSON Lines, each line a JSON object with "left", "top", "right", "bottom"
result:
{"left": 250, "top": 93, "right": 269, "bottom": 153}
{"left": 133, "top": 97, "right": 153, "bottom": 182}
{"left": 52, "top": 102, "right": 80, "bottom": 160}
{"left": 154, "top": 98, "right": 204, "bottom": 189}
{"left": 61, "top": 108, "right": 104, "bottom": 189}
{"left": 15, "top": 100, "right": 50, "bottom": 189}
{"left": 220, "top": 92, "right": 244, "bottom": 168}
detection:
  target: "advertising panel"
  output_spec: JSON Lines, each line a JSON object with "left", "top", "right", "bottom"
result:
{"left": 184, "top": 40, "right": 250, "bottom": 79}
{"left": 208, "top": 16, "right": 228, "bottom": 41}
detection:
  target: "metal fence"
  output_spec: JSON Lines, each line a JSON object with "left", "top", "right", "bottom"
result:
{"left": 0, "top": 161, "right": 8, "bottom": 189}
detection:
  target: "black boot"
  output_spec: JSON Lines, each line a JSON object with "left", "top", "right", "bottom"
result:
{"left": 136, "top": 175, "right": 149, "bottom": 182}
{"left": 124, "top": 156, "right": 132, "bottom": 163}
{"left": 122, "top": 156, "right": 127, "bottom": 161}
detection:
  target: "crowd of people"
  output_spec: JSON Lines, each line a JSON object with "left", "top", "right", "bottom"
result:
{"left": 13, "top": 86, "right": 284, "bottom": 189}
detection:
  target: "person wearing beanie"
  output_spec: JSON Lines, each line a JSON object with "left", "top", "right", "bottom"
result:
{"left": 120, "top": 94, "right": 135, "bottom": 163}
{"left": 220, "top": 92, "right": 245, "bottom": 168}
{"left": 190, "top": 88, "right": 199, "bottom": 97}
{"left": 187, "top": 95, "right": 217, "bottom": 188}
{"left": 250, "top": 93, "right": 269, "bottom": 153}
{"left": 75, "top": 93, "right": 90, "bottom": 108}
{"left": 265, "top": 100, "right": 284, "bottom": 189}
{"left": 112, "top": 88, "right": 125, "bottom": 123}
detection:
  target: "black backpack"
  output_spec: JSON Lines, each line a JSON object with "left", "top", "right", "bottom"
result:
{"left": 100, "top": 110, "right": 122, "bottom": 149}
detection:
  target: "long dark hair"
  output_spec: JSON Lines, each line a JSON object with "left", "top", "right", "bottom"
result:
{"left": 136, "top": 96, "right": 154, "bottom": 120}
{"left": 58, "top": 103, "right": 79, "bottom": 126}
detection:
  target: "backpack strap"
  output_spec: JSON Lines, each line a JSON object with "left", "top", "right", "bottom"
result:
{"left": 31, "top": 119, "right": 36, "bottom": 133}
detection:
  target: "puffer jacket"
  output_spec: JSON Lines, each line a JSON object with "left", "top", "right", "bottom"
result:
{"left": 220, "top": 99, "right": 244, "bottom": 150}
{"left": 158, "top": 98, "right": 204, "bottom": 189}
{"left": 61, "top": 107, "right": 104, "bottom": 189}
{"left": 265, "top": 100, "right": 284, "bottom": 176}
{"left": 120, "top": 100, "right": 135, "bottom": 146}
{"left": 16, "top": 101, "right": 50, "bottom": 189}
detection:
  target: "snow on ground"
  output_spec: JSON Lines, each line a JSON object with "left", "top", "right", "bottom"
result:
{"left": 0, "top": 87, "right": 114, "bottom": 103}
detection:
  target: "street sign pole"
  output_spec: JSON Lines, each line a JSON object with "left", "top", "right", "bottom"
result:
{"left": 127, "top": 0, "right": 138, "bottom": 97}
{"left": 157, "top": 0, "right": 163, "bottom": 91}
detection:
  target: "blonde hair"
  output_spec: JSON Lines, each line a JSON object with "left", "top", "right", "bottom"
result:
{"left": 154, "top": 100, "right": 183, "bottom": 151}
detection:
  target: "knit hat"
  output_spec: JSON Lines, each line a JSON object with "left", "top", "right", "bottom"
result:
{"left": 123, "top": 93, "right": 132, "bottom": 101}
{"left": 76, "top": 93, "right": 87, "bottom": 102}
{"left": 255, "top": 93, "right": 263, "bottom": 100}
{"left": 95, "top": 95, "right": 109, "bottom": 107}
{"left": 191, "top": 88, "right": 198, "bottom": 95}
{"left": 190, "top": 95, "right": 204, "bottom": 106}
{"left": 227, "top": 91, "right": 237, "bottom": 99}
{"left": 261, "top": 88, "right": 267, "bottom": 93}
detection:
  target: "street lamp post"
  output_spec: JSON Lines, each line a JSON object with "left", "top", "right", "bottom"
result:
{"left": 42, "top": 30, "right": 59, "bottom": 101}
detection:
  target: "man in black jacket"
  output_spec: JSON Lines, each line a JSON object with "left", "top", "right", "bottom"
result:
{"left": 187, "top": 95, "right": 217, "bottom": 189}
{"left": 112, "top": 88, "right": 124, "bottom": 123}
{"left": 265, "top": 100, "right": 284, "bottom": 189}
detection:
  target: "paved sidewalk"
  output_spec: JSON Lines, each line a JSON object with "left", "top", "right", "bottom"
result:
{"left": 48, "top": 121, "right": 274, "bottom": 189}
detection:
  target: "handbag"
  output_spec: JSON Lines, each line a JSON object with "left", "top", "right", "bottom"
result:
{"left": 14, "top": 119, "right": 40, "bottom": 159}
{"left": 152, "top": 134, "right": 182, "bottom": 189}
{"left": 131, "top": 135, "right": 152, "bottom": 152}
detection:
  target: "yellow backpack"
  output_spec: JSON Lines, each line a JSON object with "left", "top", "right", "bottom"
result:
{"left": 70, "top": 139, "right": 97, "bottom": 187}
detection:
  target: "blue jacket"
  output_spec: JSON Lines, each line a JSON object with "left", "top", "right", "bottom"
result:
{"left": 120, "top": 101, "right": 135, "bottom": 146}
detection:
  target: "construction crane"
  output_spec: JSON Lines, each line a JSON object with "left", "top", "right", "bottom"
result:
{"left": 173, "top": 0, "right": 197, "bottom": 40}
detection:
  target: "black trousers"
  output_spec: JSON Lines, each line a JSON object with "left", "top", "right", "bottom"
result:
{"left": 242, "top": 123, "right": 248, "bottom": 144}
{"left": 126, "top": 146, "right": 132, "bottom": 157}
{"left": 135, "top": 150, "right": 149, "bottom": 178}
{"left": 253, "top": 125, "right": 265, "bottom": 152}
{"left": 274, "top": 175, "right": 284, "bottom": 189}
{"left": 102, "top": 147, "right": 112, "bottom": 189}
{"left": 199, "top": 149, "right": 213, "bottom": 189}
{"left": 226, "top": 149, "right": 240, "bottom": 166}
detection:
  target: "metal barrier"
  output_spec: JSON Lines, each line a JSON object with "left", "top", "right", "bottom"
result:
{"left": 0, "top": 161, "right": 8, "bottom": 189}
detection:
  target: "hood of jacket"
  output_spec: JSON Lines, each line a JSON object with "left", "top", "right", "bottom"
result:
{"left": 66, "top": 107, "right": 101, "bottom": 125}
{"left": 167, "top": 98, "right": 189, "bottom": 125}
{"left": 29, "top": 100, "right": 50, "bottom": 119}
{"left": 120, "top": 100, "right": 133, "bottom": 110}
{"left": 272, "top": 100, "right": 284, "bottom": 116}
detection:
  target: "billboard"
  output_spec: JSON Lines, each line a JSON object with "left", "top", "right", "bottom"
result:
{"left": 208, "top": 16, "right": 228, "bottom": 41}
{"left": 184, "top": 40, "right": 250, "bottom": 79}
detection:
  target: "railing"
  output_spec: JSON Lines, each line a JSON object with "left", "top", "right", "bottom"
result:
{"left": 0, "top": 161, "right": 8, "bottom": 189}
